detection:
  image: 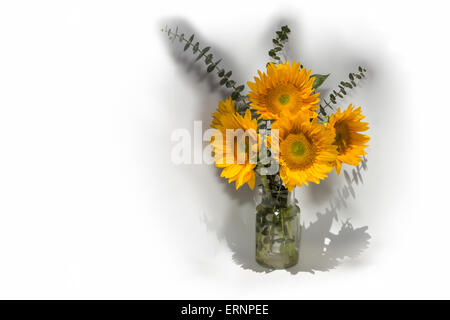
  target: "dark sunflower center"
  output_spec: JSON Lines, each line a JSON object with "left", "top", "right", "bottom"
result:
{"left": 281, "top": 133, "right": 316, "bottom": 170}
{"left": 291, "top": 141, "right": 306, "bottom": 157}
{"left": 334, "top": 122, "right": 350, "bottom": 153}
{"left": 278, "top": 94, "right": 290, "bottom": 105}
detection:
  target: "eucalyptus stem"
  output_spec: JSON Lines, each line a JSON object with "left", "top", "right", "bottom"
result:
{"left": 317, "top": 66, "right": 367, "bottom": 120}
{"left": 162, "top": 26, "right": 252, "bottom": 115}
{"left": 269, "top": 25, "right": 291, "bottom": 63}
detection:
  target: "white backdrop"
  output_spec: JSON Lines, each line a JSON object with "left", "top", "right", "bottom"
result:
{"left": 0, "top": 0, "right": 448, "bottom": 299}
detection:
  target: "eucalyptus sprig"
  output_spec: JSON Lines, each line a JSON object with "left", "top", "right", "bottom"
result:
{"left": 269, "top": 25, "right": 291, "bottom": 63}
{"left": 317, "top": 66, "right": 367, "bottom": 118}
{"left": 162, "top": 26, "right": 251, "bottom": 115}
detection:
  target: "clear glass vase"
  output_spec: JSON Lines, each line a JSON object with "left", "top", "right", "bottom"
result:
{"left": 255, "top": 184, "right": 300, "bottom": 269}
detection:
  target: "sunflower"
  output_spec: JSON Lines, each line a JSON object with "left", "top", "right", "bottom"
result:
{"left": 271, "top": 111, "right": 338, "bottom": 191}
{"left": 327, "top": 104, "right": 370, "bottom": 174}
{"left": 210, "top": 97, "right": 259, "bottom": 190}
{"left": 247, "top": 60, "right": 320, "bottom": 120}
{"left": 210, "top": 96, "right": 236, "bottom": 129}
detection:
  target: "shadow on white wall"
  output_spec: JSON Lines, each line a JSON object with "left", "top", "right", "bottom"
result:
{"left": 159, "top": 13, "right": 406, "bottom": 273}
{"left": 201, "top": 160, "right": 371, "bottom": 274}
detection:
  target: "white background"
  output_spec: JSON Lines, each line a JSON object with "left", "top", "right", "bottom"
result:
{"left": 0, "top": 0, "right": 448, "bottom": 299}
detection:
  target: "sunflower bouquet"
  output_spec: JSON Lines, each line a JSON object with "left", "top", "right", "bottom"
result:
{"left": 163, "top": 25, "right": 370, "bottom": 269}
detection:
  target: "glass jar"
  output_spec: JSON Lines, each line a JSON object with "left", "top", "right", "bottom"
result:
{"left": 255, "top": 184, "right": 300, "bottom": 269}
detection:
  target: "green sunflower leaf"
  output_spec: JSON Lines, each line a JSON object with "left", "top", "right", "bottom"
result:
{"left": 312, "top": 73, "right": 330, "bottom": 90}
